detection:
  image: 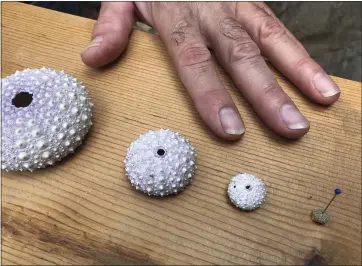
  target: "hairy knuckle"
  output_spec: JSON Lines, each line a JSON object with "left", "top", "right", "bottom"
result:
{"left": 219, "top": 17, "right": 244, "bottom": 40}
{"left": 259, "top": 20, "right": 287, "bottom": 46}
{"left": 171, "top": 20, "right": 191, "bottom": 45}
{"left": 178, "top": 43, "right": 212, "bottom": 68}
{"left": 229, "top": 40, "right": 261, "bottom": 65}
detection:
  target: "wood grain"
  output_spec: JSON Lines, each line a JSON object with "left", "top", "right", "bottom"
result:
{"left": 1, "top": 2, "right": 361, "bottom": 265}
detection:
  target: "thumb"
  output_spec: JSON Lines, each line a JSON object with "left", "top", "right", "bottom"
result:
{"left": 81, "top": 2, "right": 135, "bottom": 68}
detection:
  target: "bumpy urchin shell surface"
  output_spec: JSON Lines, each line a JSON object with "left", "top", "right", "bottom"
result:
{"left": 228, "top": 173, "right": 267, "bottom": 211}
{"left": 311, "top": 208, "right": 330, "bottom": 225}
{"left": 125, "top": 129, "right": 197, "bottom": 197}
{"left": 1, "top": 68, "right": 93, "bottom": 171}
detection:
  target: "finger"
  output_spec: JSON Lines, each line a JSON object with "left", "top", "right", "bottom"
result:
{"left": 202, "top": 13, "right": 309, "bottom": 139}
{"left": 236, "top": 3, "right": 340, "bottom": 106}
{"left": 254, "top": 3, "right": 307, "bottom": 52}
{"left": 81, "top": 2, "right": 135, "bottom": 68}
{"left": 249, "top": 3, "right": 305, "bottom": 63}
{"left": 151, "top": 4, "right": 245, "bottom": 140}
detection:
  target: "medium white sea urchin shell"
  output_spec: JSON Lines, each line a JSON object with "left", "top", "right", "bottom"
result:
{"left": 125, "top": 129, "right": 197, "bottom": 196}
{"left": 228, "top": 173, "right": 266, "bottom": 211}
{"left": 1, "top": 68, "right": 93, "bottom": 171}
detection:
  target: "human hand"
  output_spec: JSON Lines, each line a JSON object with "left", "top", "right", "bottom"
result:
{"left": 81, "top": 2, "right": 341, "bottom": 140}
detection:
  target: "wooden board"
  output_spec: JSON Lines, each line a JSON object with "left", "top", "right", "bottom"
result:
{"left": 2, "top": 2, "right": 361, "bottom": 265}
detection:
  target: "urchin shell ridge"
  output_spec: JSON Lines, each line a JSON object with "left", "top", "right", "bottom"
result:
{"left": 1, "top": 67, "right": 93, "bottom": 171}
{"left": 125, "top": 129, "right": 197, "bottom": 197}
{"left": 228, "top": 173, "right": 267, "bottom": 211}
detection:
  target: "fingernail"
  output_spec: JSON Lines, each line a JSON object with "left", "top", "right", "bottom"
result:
{"left": 312, "top": 72, "right": 340, "bottom": 98}
{"left": 82, "top": 36, "right": 103, "bottom": 53}
{"left": 219, "top": 107, "right": 245, "bottom": 135}
{"left": 280, "top": 103, "right": 309, "bottom": 130}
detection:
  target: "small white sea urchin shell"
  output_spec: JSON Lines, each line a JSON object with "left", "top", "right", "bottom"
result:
{"left": 228, "top": 173, "right": 266, "bottom": 211}
{"left": 1, "top": 67, "right": 93, "bottom": 171}
{"left": 125, "top": 129, "right": 197, "bottom": 197}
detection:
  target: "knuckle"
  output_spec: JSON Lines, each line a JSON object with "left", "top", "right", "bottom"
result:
{"left": 259, "top": 20, "right": 287, "bottom": 46}
{"left": 178, "top": 43, "right": 212, "bottom": 69}
{"left": 219, "top": 17, "right": 244, "bottom": 40}
{"left": 261, "top": 83, "right": 282, "bottom": 99}
{"left": 195, "top": 88, "right": 226, "bottom": 108}
{"left": 295, "top": 56, "right": 319, "bottom": 73}
{"left": 228, "top": 40, "right": 261, "bottom": 65}
{"left": 203, "top": 88, "right": 226, "bottom": 98}
{"left": 171, "top": 20, "right": 191, "bottom": 45}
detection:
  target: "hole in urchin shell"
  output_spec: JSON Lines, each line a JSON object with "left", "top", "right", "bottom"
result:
{"left": 156, "top": 148, "right": 166, "bottom": 157}
{"left": 157, "top": 149, "right": 165, "bottom": 156}
{"left": 12, "top": 92, "right": 33, "bottom": 108}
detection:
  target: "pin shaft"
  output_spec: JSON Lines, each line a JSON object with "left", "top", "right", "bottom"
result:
{"left": 322, "top": 194, "right": 337, "bottom": 214}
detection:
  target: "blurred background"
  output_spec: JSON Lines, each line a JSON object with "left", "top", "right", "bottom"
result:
{"left": 26, "top": 1, "right": 361, "bottom": 82}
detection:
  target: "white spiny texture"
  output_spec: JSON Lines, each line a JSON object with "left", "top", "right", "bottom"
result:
{"left": 125, "top": 129, "right": 197, "bottom": 197}
{"left": 1, "top": 68, "right": 93, "bottom": 171}
{"left": 228, "top": 173, "right": 266, "bottom": 211}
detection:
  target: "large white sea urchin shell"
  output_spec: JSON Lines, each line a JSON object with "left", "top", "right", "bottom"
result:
{"left": 228, "top": 173, "right": 267, "bottom": 211}
{"left": 1, "top": 68, "right": 93, "bottom": 171}
{"left": 125, "top": 129, "right": 197, "bottom": 197}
